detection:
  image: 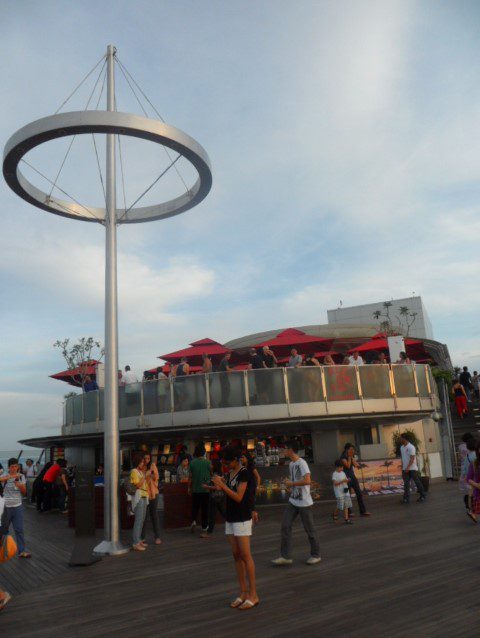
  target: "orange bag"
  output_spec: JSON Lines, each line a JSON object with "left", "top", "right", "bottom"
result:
{"left": 0, "top": 534, "right": 17, "bottom": 562}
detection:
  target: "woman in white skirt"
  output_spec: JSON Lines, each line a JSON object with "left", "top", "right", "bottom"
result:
{"left": 212, "top": 446, "right": 259, "bottom": 611}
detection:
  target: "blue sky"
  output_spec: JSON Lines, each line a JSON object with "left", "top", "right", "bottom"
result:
{"left": 1, "top": 0, "right": 480, "bottom": 448}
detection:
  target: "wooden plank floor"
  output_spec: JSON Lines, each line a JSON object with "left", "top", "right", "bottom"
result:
{"left": 1, "top": 482, "right": 479, "bottom": 638}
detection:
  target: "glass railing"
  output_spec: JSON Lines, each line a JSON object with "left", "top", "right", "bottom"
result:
{"left": 63, "top": 364, "right": 436, "bottom": 425}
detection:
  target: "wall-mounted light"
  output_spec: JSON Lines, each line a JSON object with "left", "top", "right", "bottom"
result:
{"left": 163, "top": 444, "right": 171, "bottom": 455}
{"left": 247, "top": 439, "right": 255, "bottom": 450}
{"left": 204, "top": 442, "right": 212, "bottom": 452}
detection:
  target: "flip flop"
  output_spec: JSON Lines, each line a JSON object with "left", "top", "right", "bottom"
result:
{"left": 0, "top": 592, "right": 12, "bottom": 612}
{"left": 466, "top": 511, "right": 477, "bottom": 524}
{"left": 230, "top": 597, "right": 246, "bottom": 609}
{"left": 18, "top": 552, "right": 31, "bottom": 559}
{"left": 238, "top": 599, "right": 259, "bottom": 610}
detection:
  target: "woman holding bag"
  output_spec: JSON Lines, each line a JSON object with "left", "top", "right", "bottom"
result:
{"left": 129, "top": 453, "right": 149, "bottom": 551}
{"left": 141, "top": 452, "right": 162, "bottom": 546}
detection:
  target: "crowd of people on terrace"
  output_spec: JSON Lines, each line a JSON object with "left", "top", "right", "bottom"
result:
{"left": 0, "top": 426, "right": 430, "bottom": 613}
{"left": 79, "top": 349, "right": 417, "bottom": 394}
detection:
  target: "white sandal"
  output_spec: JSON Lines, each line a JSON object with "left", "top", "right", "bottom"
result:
{"left": 230, "top": 597, "right": 245, "bottom": 608}
{"left": 238, "top": 599, "right": 259, "bottom": 610}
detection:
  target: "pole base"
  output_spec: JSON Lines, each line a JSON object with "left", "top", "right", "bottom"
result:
{"left": 93, "top": 539, "right": 130, "bottom": 556}
{"left": 70, "top": 536, "right": 103, "bottom": 566}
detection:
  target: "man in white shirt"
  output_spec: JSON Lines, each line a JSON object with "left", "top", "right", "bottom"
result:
{"left": 348, "top": 351, "right": 364, "bottom": 366}
{"left": 123, "top": 365, "right": 138, "bottom": 386}
{"left": 400, "top": 433, "right": 426, "bottom": 503}
{"left": 272, "top": 440, "right": 321, "bottom": 566}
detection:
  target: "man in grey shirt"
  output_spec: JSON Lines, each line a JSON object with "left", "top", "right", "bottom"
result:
{"left": 287, "top": 348, "right": 303, "bottom": 367}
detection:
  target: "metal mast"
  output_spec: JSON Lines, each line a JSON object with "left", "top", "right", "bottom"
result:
{"left": 94, "top": 45, "right": 128, "bottom": 556}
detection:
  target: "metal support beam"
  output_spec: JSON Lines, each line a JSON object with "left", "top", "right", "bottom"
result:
{"left": 94, "top": 45, "right": 128, "bottom": 556}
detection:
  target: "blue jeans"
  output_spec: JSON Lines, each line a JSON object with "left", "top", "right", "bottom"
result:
{"left": 132, "top": 497, "right": 148, "bottom": 545}
{"left": 1, "top": 505, "right": 26, "bottom": 553}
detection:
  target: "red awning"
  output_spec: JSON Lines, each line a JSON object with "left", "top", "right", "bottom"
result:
{"left": 254, "top": 328, "right": 333, "bottom": 357}
{"left": 50, "top": 360, "right": 101, "bottom": 387}
{"left": 348, "top": 338, "right": 425, "bottom": 356}
{"left": 159, "top": 337, "right": 231, "bottom": 365}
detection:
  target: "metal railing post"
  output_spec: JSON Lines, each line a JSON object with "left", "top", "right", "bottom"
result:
{"left": 205, "top": 373, "right": 211, "bottom": 409}
{"left": 283, "top": 367, "right": 290, "bottom": 405}
{"left": 170, "top": 377, "right": 175, "bottom": 412}
{"left": 412, "top": 364, "right": 420, "bottom": 396}
{"left": 320, "top": 366, "right": 327, "bottom": 405}
{"left": 243, "top": 370, "right": 250, "bottom": 406}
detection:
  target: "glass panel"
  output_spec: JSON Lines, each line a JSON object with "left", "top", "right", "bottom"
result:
{"left": 99, "top": 389, "right": 104, "bottom": 421}
{"left": 72, "top": 394, "right": 83, "bottom": 424}
{"left": 83, "top": 390, "right": 98, "bottom": 422}
{"left": 247, "top": 369, "right": 286, "bottom": 406}
{"left": 415, "top": 365, "right": 429, "bottom": 397}
{"left": 392, "top": 364, "right": 416, "bottom": 397}
{"left": 324, "top": 366, "right": 359, "bottom": 401}
{"left": 65, "top": 397, "right": 73, "bottom": 425}
{"left": 173, "top": 374, "right": 207, "bottom": 411}
{"left": 123, "top": 382, "right": 142, "bottom": 417}
{"left": 143, "top": 379, "right": 171, "bottom": 414}
{"left": 358, "top": 365, "right": 391, "bottom": 399}
{"left": 286, "top": 367, "right": 324, "bottom": 403}
{"left": 209, "top": 371, "right": 246, "bottom": 408}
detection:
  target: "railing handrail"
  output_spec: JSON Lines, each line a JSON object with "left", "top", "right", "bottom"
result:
{"left": 64, "top": 363, "right": 435, "bottom": 426}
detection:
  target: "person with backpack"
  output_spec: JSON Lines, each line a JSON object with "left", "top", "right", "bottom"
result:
{"left": 129, "top": 452, "right": 149, "bottom": 551}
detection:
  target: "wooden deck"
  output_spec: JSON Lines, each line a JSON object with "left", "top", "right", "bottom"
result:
{"left": 1, "top": 482, "right": 478, "bottom": 637}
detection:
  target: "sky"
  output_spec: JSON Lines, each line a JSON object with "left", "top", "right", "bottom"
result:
{"left": 1, "top": 0, "right": 480, "bottom": 448}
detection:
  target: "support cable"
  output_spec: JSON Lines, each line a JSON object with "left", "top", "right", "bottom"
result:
{"left": 21, "top": 158, "right": 103, "bottom": 222}
{"left": 115, "top": 56, "right": 190, "bottom": 196}
{"left": 114, "top": 94, "right": 128, "bottom": 221}
{"left": 54, "top": 54, "right": 106, "bottom": 114}
{"left": 91, "top": 65, "right": 108, "bottom": 205}
{"left": 48, "top": 59, "right": 107, "bottom": 200}
{"left": 124, "top": 154, "right": 182, "bottom": 215}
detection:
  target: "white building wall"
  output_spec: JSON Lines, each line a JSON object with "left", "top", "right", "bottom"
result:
{"left": 327, "top": 296, "right": 434, "bottom": 339}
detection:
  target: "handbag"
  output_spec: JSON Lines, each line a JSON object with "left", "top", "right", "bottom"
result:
{"left": 0, "top": 533, "right": 17, "bottom": 563}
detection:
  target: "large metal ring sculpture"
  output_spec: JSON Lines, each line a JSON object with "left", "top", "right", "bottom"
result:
{"left": 2, "top": 110, "right": 212, "bottom": 224}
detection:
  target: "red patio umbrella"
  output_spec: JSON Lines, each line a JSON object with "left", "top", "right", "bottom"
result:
{"left": 159, "top": 337, "right": 231, "bottom": 366}
{"left": 50, "top": 359, "right": 101, "bottom": 387}
{"left": 254, "top": 328, "right": 333, "bottom": 358}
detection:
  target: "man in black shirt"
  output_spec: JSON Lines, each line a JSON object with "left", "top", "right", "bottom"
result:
{"left": 218, "top": 353, "right": 232, "bottom": 406}
{"left": 248, "top": 348, "right": 267, "bottom": 404}
{"left": 460, "top": 366, "right": 473, "bottom": 402}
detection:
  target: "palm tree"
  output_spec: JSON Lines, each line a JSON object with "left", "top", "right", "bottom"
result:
{"left": 382, "top": 460, "right": 393, "bottom": 488}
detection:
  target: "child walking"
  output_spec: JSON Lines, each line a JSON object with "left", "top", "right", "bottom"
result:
{"left": 332, "top": 460, "right": 353, "bottom": 524}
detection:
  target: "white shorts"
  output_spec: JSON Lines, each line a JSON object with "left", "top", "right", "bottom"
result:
{"left": 336, "top": 493, "right": 352, "bottom": 511}
{"left": 225, "top": 520, "right": 252, "bottom": 537}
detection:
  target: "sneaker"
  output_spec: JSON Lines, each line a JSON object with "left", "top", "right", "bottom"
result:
{"left": 417, "top": 496, "right": 426, "bottom": 502}
{"left": 306, "top": 556, "right": 322, "bottom": 565}
{"left": 345, "top": 519, "right": 354, "bottom": 525}
{"left": 400, "top": 499, "right": 409, "bottom": 504}
{"left": 271, "top": 557, "right": 293, "bottom": 566}
{"left": 190, "top": 522, "right": 196, "bottom": 534}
